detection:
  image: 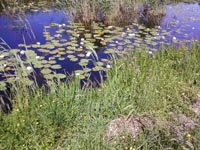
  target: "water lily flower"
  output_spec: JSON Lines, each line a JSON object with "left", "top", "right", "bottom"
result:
{"left": 80, "top": 41, "right": 84, "bottom": 45}
{"left": 58, "top": 24, "right": 62, "bottom": 28}
{"left": 192, "top": 27, "right": 195, "bottom": 30}
{"left": 162, "top": 36, "right": 165, "bottom": 39}
{"left": 86, "top": 51, "right": 92, "bottom": 57}
{"left": 106, "top": 64, "right": 111, "bottom": 69}
{"left": 81, "top": 38, "right": 85, "bottom": 41}
{"left": 101, "top": 38, "right": 104, "bottom": 41}
{"left": 36, "top": 42, "right": 41, "bottom": 45}
{"left": 20, "top": 50, "right": 25, "bottom": 55}
{"left": 115, "top": 41, "right": 119, "bottom": 44}
{"left": 172, "top": 36, "right": 177, "bottom": 40}
{"left": 62, "top": 24, "right": 66, "bottom": 27}
{"left": 108, "top": 26, "right": 113, "bottom": 29}
{"left": 36, "top": 56, "right": 40, "bottom": 59}
{"left": 3, "top": 63, "right": 7, "bottom": 67}
{"left": 26, "top": 66, "right": 32, "bottom": 70}
{"left": 148, "top": 51, "right": 153, "bottom": 55}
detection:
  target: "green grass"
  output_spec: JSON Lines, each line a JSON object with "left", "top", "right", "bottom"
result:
{"left": 0, "top": 43, "right": 200, "bottom": 149}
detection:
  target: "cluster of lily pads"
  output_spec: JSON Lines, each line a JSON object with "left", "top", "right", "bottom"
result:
{"left": 0, "top": 18, "right": 197, "bottom": 90}
{"left": 0, "top": 1, "right": 54, "bottom": 15}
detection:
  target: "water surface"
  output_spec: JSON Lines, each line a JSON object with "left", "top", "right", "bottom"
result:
{"left": 0, "top": 2, "right": 199, "bottom": 89}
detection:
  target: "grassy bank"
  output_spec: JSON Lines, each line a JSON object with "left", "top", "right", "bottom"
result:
{"left": 0, "top": 43, "right": 200, "bottom": 149}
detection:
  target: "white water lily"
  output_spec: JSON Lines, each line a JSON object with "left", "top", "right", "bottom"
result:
{"left": 108, "top": 26, "right": 113, "bottom": 29}
{"left": 172, "top": 36, "right": 177, "bottom": 40}
{"left": 20, "top": 50, "right": 25, "bottom": 55}
{"left": 162, "top": 36, "right": 165, "bottom": 39}
{"left": 115, "top": 40, "right": 119, "bottom": 44}
{"left": 58, "top": 24, "right": 62, "bottom": 28}
{"left": 36, "top": 56, "right": 40, "bottom": 59}
{"left": 26, "top": 66, "right": 32, "bottom": 70}
{"left": 80, "top": 41, "right": 84, "bottom": 45}
{"left": 192, "top": 27, "right": 195, "bottom": 30}
{"left": 106, "top": 64, "right": 111, "bottom": 69}
{"left": 3, "top": 63, "right": 7, "bottom": 67}
{"left": 148, "top": 51, "right": 153, "bottom": 55}
{"left": 81, "top": 38, "right": 85, "bottom": 41}
{"left": 62, "top": 24, "right": 66, "bottom": 27}
{"left": 36, "top": 42, "right": 41, "bottom": 45}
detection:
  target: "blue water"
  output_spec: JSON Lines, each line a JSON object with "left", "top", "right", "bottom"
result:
{"left": 0, "top": 10, "right": 68, "bottom": 48}
{"left": 161, "top": 2, "right": 200, "bottom": 41}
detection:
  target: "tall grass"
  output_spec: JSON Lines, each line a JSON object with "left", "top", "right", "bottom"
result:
{"left": 0, "top": 0, "right": 166, "bottom": 26}
{"left": 56, "top": 0, "right": 166, "bottom": 26}
{"left": 0, "top": 43, "right": 200, "bottom": 149}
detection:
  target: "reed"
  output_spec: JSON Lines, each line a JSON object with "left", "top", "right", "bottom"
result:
{"left": 0, "top": 0, "right": 186, "bottom": 26}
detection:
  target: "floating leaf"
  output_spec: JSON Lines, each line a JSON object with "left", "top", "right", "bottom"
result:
{"left": 67, "top": 55, "right": 75, "bottom": 59}
{"left": 51, "top": 64, "right": 62, "bottom": 69}
{"left": 41, "top": 68, "right": 52, "bottom": 74}
{"left": 70, "top": 58, "right": 78, "bottom": 62}
{"left": 55, "top": 73, "right": 66, "bottom": 79}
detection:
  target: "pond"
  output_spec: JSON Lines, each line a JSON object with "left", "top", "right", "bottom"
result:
{"left": 0, "top": 2, "right": 200, "bottom": 91}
